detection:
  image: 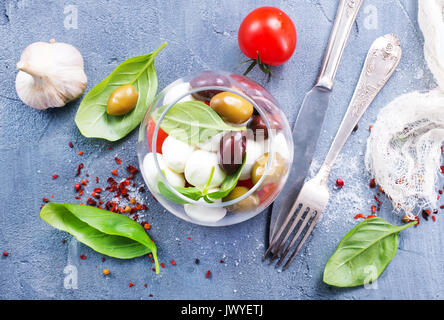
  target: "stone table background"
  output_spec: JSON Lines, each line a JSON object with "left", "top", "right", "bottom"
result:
{"left": 1, "top": 0, "right": 442, "bottom": 299}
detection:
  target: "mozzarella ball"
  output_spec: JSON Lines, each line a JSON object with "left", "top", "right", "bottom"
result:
{"left": 239, "top": 138, "right": 265, "bottom": 180}
{"left": 143, "top": 153, "right": 185, "bottom": 193}
{"left": 264, "top": 132, "right": 291, "bottom": 160}
{"left": 162, "top": 136, "right": 195, "bottom": 173}
{"left": 185, "top": 150, "right": 226, "bottom": 188}
{"left": 197, "top": 132, "right": 224, "bottom": 152}
{"left": 163, "top": 81, "right": 194, "bottom": 106}
{"left": 184, "top": 197, "right": 227, "bottom": 223}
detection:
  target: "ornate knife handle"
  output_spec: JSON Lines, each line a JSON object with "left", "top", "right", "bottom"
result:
{"left": 321, "top": 34, "right": 402, "bottom": 172}
{"left": 316, "top": 0, "right": 364, "bottom": 90}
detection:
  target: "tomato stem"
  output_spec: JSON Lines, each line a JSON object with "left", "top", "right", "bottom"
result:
{"left": 242, "top": 51, "right": 273, "bottom": 82}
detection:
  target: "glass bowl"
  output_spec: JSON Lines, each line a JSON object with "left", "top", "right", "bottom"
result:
{"left": 137, "top": 70, "right": 293, "bottom": 226}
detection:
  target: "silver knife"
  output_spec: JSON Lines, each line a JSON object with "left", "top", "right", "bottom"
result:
{"left": 269, "top": 0, "right": 364, "bottom": 242}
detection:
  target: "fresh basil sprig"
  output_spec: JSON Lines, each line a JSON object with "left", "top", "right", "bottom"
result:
{"left": 208, "top": 155, "right": 247, "bottom": 199}
{"left": 157, "top": 167, "right": 215, "bottom": 204}
{"left": 323, "top": 217, "right": 417, "bottom": 287}
{"left": 152, "top": 100, "right": 245, "bottom": 145}
{"left": 40, "top": 203, "right": 160, "bottom": 273}
{"left": 75, "top": 42, "right": 166, "bottom": 141}
{"left": 158, "top": 156, "right": 247, "bottom": 204}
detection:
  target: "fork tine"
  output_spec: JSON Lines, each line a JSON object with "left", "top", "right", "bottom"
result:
{"left": 282, "top": 210, "right": 322, "bottom": 270}
{"left": 263, "top": 199, "right": 301, "bottom": 259}
{"left": 275, "top": 207, "right": 316, "bottom": 267}
{"left": 269, "top": 204, "right": 308, "bottom": 263}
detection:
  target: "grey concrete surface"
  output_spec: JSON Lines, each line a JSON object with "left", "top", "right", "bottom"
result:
{"left": 1, "top": 0, "right": 443, "bottom": 299}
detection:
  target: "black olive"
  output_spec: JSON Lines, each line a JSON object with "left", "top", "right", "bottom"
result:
{"left": 217, "top": 131, "right": 246, "bottom": 175}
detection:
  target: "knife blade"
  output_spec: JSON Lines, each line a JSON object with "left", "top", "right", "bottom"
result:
{"left": 269, "top": 0, "right": 363, "bottom": 243}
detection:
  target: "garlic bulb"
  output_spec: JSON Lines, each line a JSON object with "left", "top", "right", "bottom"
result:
{"left": 15, "top": 39, "right": 87, "bottom": 110}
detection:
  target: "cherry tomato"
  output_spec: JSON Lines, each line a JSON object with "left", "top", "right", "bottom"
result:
{"left": 146, "top": 118, "right": 168, "bottom": 154}
{"left": 238, "top": 7, "right": 297, "bottom": 66}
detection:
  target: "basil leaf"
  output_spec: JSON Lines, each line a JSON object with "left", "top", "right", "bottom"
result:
{"left": 75, "top": 42, "right": 166, "bottom": 141}
{"left": 158, "top": 180, "right": 203, "bottom": 204}
{"left": 323, "top": 218, "right": 416, "bottom": 287}
{"left": 152, "top": 100, "right": 245, "bottom": 145}
{"left": 208, "top": 154, "right": 247, "bottom": 199}
{"left": 40, "top": 203, "right": 159, "bottom": 273}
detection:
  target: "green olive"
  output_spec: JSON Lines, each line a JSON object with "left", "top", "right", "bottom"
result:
{"left": 210, "top": 92, "right": 253, "bottom": 124}
{"left": 223, "top": 186, "right": 259, "bottom": 213}
{"left": 251, "top": 152, "right": 287, "bottom": 185}
{"left": 107, "top": 84, "right": 139, "bottom": 116}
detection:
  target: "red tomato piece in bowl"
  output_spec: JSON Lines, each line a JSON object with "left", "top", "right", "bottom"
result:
{"left": 147, "top": 118, "right": 168, "bottom": 153}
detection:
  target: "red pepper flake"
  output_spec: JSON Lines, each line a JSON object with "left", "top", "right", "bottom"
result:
{"left": 111, "top": 169, "right": 118, "bottom": 176}
{"left": 80, "top": 179, "right": 87, "bottom": 186}
{"left": 78, "top": 151, "right": 84, "bottom": 156}
{"left": 439, "top": 190, "right": 443, "bottom": 195}
{"left": 205, "top": 270, "right": 211, "bottom": 279}
{"left": 139, "top": 186, "right": 145, "bottom": 193}
{"left": 80, "top": 254, "right": 86, "bottom": 260}
{"left": 107, "top": 147, "right": 113, "bottom": 150}
{"left": 79, "top": 189, "right": 84, "bottom": 196}
{"left": 335, "top": 178, "right": 344, "bottom": 188}
{"left": 51, "top": 194, "right": 54, "bottom": 198}
{"left": 371, "top": 205, "right": 377, "bottom": 213}
{"left": 126, "top": 165, "right": 139, "bottom": 175}
{"left": 422, "top": 210, "right": 430, "bottom": 221}
{"left": 102, "top": 257, "right": 106, "bottom": 262}
{"left": 441, "top": 166, "right": 444, "bottom": 174}
{"left": 43, "top": 197, "right": 49, "bottom": 203}
{"left": 374, "top": 195, "right": 383, "bottom": 205}
{"left": 160, "top": 263, "right": 166, "bottom": 268}
{"left": 354, "top": 213, "right": 365, "bottom": 219}
{"left": 2, "top": 251, "right": 9, "bottom": 257}
{"left": 68, "top": 142, "right": 74, "bottom": 148}
{"left": 149, "top": 294, "right": 153, "bottom": 297}
{"left": 76, "top": 163, "right": 84, "bottom": 176}
{"left": 220, "top": 260, "right": 225, "bottom": 263}
{"left": 144, "top": 223, "right": 151, "bottom": 230}
{"left": 367, "top": 214, "right": 377, "bottom": 219}
{"left": 96, "top": 177, "right": 99, "bottom": 183}
{"left": 94, "top": 187, "right": 102, "bottom": 193}
{"left": 369, "top": 125, "right": 373, "bottom": 132}
{"left": 128, "top": 282, "right": 135, "bottom": 288}
{"left": 432, "top": 216, "right": 437, "bottom": 222}
{"left": 187, "top": 236, "right": 191, "bottom": 240}
{"left": 86, "top": 197, "right": 97, "bottom": 206}
{"left": 144, "top": 284, "right": 148, "bottom": 288}
{"left": 148, "top": 253, "right": 153, "bottom": 258}
{"left": 438, "top": 195, "right": 441, "bottom": 200}
{"left": 170, "top": 260, "right": 177, "bottom": 266}
{"left": 75, "top": 196, "right": 81, "bottom": 200}
{"left": 114, "top": 157, "right": 122, "bottom": 165}
{"left": 369, "top": 178, "right": 376, "bottom": 189}
{"left": 52, "top": 174, "right": 59, "bottom": 180}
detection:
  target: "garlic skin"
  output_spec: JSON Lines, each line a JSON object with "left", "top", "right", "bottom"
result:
{"left": 15, "top": 39, "right": 87, "bottom": 110}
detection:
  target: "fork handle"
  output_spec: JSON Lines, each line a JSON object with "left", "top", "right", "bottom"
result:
{"left": 316, "top": 0, "right": 364, "bottom": 90}
{"left": 318, "top": 34, "right": 402, "bottom": 181}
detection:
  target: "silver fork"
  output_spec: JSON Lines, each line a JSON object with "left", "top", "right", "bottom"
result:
{"left": 264, "top": 34, "right": 402, "bottom": 270}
